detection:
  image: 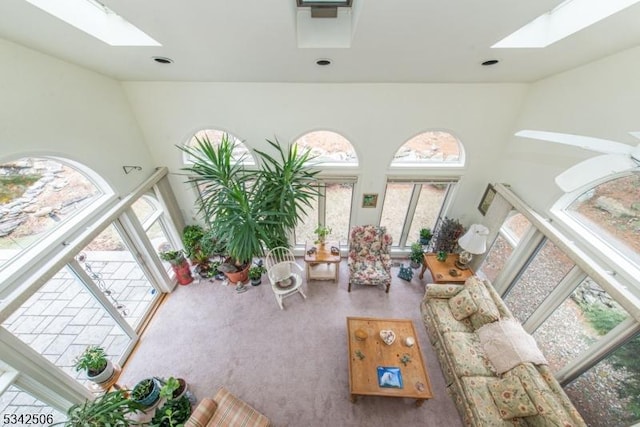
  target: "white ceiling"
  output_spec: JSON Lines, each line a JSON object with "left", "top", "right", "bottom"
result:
{"left": 1, "top": 0, "right": 640, "bottom": 83}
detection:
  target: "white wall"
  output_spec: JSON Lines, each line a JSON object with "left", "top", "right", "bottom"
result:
{"left": 121, "top": 82, "right": 528, "bottom": 226}
{"left": 499, "top": 45, "right": 640, "bottom": 212}
{"left": 0, "top": 39, "right": 155, "bottom": 194}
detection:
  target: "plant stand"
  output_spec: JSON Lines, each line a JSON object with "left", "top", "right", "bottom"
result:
{"left": 89, "top": 363, "right": 122, "bottom": 394}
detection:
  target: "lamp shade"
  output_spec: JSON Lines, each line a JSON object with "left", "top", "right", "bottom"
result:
{"left": 458, "top": 224, "right": 489, "bottom": 255}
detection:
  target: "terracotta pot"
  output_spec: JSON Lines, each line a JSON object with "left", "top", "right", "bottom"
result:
{"left": 224, "top": 263, "right": 250, "bottom": 284}
{"left": 173, "top": 260, "right": 193, "bottom": 285}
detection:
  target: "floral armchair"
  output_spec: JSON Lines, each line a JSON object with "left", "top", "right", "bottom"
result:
{"left": 348, "top": 225, "right": 393, "bottom": 293}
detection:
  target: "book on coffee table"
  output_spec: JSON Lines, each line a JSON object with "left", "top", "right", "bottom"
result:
{"left": 377, "top": 366, "right": 403, "bottom": 389}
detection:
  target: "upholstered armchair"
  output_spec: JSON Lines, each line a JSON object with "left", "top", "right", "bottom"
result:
{"left": 348, "top": 225, "right": 393, "bottom": 293}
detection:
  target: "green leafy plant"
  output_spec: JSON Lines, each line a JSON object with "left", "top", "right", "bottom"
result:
{"left": 248, "top": 265, "right": 266, "bottom": 280}
{"left": 150, "top": 395, "right": 191, "bottom": 427}
{"left": 159, "top": 377, "right": 185, "bottom": 400}
{"left": 181, "top": 225, "right": 205, "bottom": 260}
{"left": 419, "top": 227, "right": 432, "bottom": 243}
{"left": 314, "top": 225, "right": 332, "bottom": 244}
{"left": 159, "top": 250, "right": 187, "bottom": 266}
{"left": 51, "top": 390, "right": 143, "bottom": 427}
{"left": 410, "top": 242, "right": 424, "bottom": 264}
{"left": 132, "top": 378, "right": 158, "bottom": 402}
{"left": 73, "top": 345, "right": 107, "bottom": 376}
{"left": 180, "top": 134, "right": 319, "bottom": 266}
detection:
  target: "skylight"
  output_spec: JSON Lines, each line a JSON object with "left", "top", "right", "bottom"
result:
{"left": 24, "top": 0, "right": 160, "bottom": 46}
{"left": 493, "top": 0, "right": 640, "bottom": 48}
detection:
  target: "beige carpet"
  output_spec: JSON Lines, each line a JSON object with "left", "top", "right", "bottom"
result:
{"left": 119, "top": 260, "right": 464, "bottom": 427}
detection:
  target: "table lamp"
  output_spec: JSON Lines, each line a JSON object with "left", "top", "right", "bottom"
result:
{"left": 456, "top": 224, "right": 489, "bottom": 269}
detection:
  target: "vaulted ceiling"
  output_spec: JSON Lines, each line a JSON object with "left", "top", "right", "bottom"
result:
{"left": 1, "top": 0, "right": 640, "bottom": 83}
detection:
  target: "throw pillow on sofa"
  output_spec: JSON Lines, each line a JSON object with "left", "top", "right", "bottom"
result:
{"left": 464, "top": 277, "right": 500, "bottom": 329}
{"left": 488, "top": 376, "right": 538, "bottom": 420}
{"left": 426, "top": 284, "right": 464, "bottom": 298}
{"left": 448, "top": 289, "right": 478, "bottom": 320}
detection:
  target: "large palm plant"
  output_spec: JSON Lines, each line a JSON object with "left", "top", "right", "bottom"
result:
{"left": 180, "top": 134, "right": 319, "bottom": 266}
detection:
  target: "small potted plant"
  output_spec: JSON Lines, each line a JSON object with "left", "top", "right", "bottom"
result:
{"left": 51, "top": 390, "right": 143, "bottom": 427}
{"left": 132, "top": 377, "right": 161, "bottom": 409}
{"left": 73, "top": 345, "right": 114, "bottom": 386}
{"left": 248, "top": 264, "right": 266, "bottom": 286}
{"left": 181, "top": 224, "right": 205, "bottom": 261}
{"left": 314, "top": 225, "right": 332, "bottom": 245}
{"left": 436, "top": 250, "right": 448, "bottom": 262}
{"left": 159, "top": 376, "right": 188, "bottom": 400}
{"left": 419, "top": 228, "right": 433, "bottom": 245}
{"left": 409, "top": 242, "right": 424, "bottom": 269}
{"left": 150, "top": 395, "right": 191, "bottom": 427}
{"left": 159, "top": 249, "right": 193, "bottom": 285}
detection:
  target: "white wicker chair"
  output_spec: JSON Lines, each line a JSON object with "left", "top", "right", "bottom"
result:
{"left": 265, "top": 247, "right": 307, "bottom": 310}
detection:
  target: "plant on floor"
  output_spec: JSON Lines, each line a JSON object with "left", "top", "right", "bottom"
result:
{"left": 159, "top": 376, "right": 188, "bottom": 400}
{"left": 150, "top": 395, "right": 191, "bottom": 427}
{"left": 409, "top": 242, "right": 424, "bottom": 268}
{"left": 249, "top": 264, "right": 266, "bottom": 285}
{"left": 314, "top": 225, "right": 332, "bottom": 245}
{"left": 159, "top": 249, "right": 193, "bottom": 285}
{"left": 182, "top": 224, "right": 205, "bottom": 260}
{"left": 159, "top": 249, "right": 187, "bottom": 266}
{"left": 132, "top": 377, "right": 161, "bottom": 408}
{"left": 51, "top": 389, "right": 143, "bottom": 427}
{"left": 179, "top": 134, "right": 319, "bottom": 279}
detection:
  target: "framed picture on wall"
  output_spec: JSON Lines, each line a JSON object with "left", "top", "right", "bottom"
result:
{"left": 478, "top": 184, "right": 496, "bottom": 215}
{"left": 362, "top": 193, "right": 378, "bottom": 208}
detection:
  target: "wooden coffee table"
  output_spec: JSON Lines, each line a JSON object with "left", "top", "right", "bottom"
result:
{"left": 304, "top": 241, "right": 341, "bottom": 282}
{"left": 346, "top": 317, "right": 433, "bottom": 406}
{"left": 419, "top": 253, "right": 474, "bottom": 283}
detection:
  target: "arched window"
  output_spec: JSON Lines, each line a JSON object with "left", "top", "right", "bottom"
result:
{"left": 183, "top": 129, "right": 255, "bottom": 166}
{"left": 0, "top": 157, "right": 107, "bottom": 270}
{"left": 557, "top": 171, "right": 640, "bottom": 266}
{"left": 390, "top": 131, "right": 464, "bottom": 166}
{"left": 293, "top": 130, "right": 358, "bottom": 166}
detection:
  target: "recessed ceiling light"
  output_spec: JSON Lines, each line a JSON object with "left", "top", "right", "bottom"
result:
{"left": 316, "top": 59, "right": 332, "bottom": 66}
{"left": 152, "top": 56, "right": 173, "bottom": 64}
{"left": 481, "top": 59, "right": 499, "bottom": 66}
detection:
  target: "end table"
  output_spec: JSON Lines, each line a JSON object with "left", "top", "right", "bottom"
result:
{"left": 419, "top": 253, "right": 473, "bottom": 283}
{"left": 304, "top": 241, "right": 341, "bottom": 282}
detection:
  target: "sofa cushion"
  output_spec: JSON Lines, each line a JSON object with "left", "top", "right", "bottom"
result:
{"left": 449, "top": 289, "right": 479, "bottom": 320}
{"left": 465, "top": 277, "right": 501, "bottom": 329}
{"left": 489, "top": 376, "right": 538, "bottom": 420}
{"left": 442, "top": 331, "right": 495, "bottom": 377}
{"left": 426, "top": 283, "right": 465, "bottom": 298}
{"left": 459, "top": 376, "right": 522, "bottom": 426}
{"left": 185, "top": 399, "right": 218, "bottom": 427}
{"left": 504, "top": 364, "right": 580, "bottom": 427}
{"left": 209, "top": 388, "right": 270, "bottom": 427}
{"left": 477, "top": 319, "right": 547, "bottom": 374}
{"left": 428, "top": 299, "right": 474, "bottom": 334}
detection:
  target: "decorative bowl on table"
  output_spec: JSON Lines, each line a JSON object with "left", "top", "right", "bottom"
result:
{"left": 379, "top": 329, "right": 396, "bottom": 345}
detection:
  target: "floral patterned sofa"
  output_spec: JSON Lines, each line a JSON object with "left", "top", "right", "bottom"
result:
{"left": 421, "top": 276, "right": 586, "bottom": 427}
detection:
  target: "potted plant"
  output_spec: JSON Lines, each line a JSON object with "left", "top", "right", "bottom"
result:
{"left": 132, "top": 377, "right": 161, "bottom": 409}
{"left": 159, "top": 249, "right": 193, "bottom": 285}
{"left": 159, "top": 376, "right": 188, "bottom": 401}
{"left": 150, "top": 395, "right": 191, "bottom": 427}
{"left": 419, "top": 228, "right": 433, "bottom": 245}
{"left": 73, "top": 345, "right": 114, "bottom": 386}
{"left": 409, "top": 242, "right": 424, "bottom": 269}
{"left": 432, "top": 217, "right": 465, "bottom": 254}
{"left": 51, "top": 390, "right": 143, "bottom": 427}
{"left": 314, "top": 225, "right": 332, "bottom": 245}
{"left": 182, "top": 224, "right": 205, "bottom": 261}
{"left": 248, "top": 264, "right": 266, "bottom": 286}
{"left": 180, "top": 134, "right": 319, "bottom": 283}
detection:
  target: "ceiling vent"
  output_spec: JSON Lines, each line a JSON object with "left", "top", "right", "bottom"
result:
{"left": 295, "top": 0, "right": 358, "bottom": 48}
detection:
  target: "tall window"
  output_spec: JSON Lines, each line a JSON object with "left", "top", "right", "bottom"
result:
{"left": 292, "top": 131, "right": 358, "bottom": 246}
{"left": 380, "top": 181, "right": 455, "bottom": 248}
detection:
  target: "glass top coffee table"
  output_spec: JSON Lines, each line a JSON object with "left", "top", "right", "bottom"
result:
{"left": 346, "top": 316, "right": 433, "bottom": 406}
